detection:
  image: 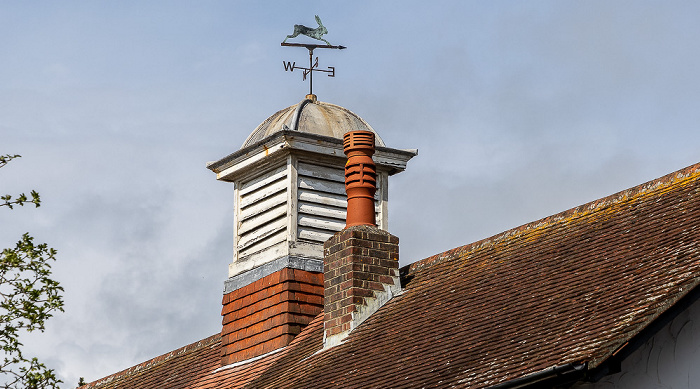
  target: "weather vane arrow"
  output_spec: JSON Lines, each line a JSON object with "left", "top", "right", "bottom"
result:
{"left": 281, "top": 15, "right": 346, "bottom": 96}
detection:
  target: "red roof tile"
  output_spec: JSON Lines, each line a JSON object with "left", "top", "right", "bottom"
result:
{"left": 81, "top": 335, "right": 221, "bottom": 389}
{"left": 83, "top": 162, "right": 700, "bottom": 388}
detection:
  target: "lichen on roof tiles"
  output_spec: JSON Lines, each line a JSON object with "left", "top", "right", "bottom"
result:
{"left": 82, "top": 162, "right": 700, "bottom": 388}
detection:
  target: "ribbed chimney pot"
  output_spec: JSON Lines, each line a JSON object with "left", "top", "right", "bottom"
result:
{"left": 343, "top": 131, "right": 377, "bottom": 227}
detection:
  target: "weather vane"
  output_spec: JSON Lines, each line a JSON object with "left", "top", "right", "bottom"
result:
{"left": 281, "top": 15, "right": 346, "bottom": 96}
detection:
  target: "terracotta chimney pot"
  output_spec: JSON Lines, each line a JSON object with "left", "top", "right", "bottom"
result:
{"left": 343, "top": 131, "right": 377, "bottom": 227}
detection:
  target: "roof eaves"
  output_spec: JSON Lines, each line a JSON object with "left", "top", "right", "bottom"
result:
{"left": 485, "top": 362, "right": 588, "bottom": 389}
{"left": 585, "top": 280, "right": 700, "bottom": 382}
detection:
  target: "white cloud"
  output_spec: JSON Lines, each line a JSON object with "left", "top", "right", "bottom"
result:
{"left": 2, "top": 1, "right": 700, "bottom": 384}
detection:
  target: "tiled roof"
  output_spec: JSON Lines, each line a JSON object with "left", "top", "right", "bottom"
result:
{"left": 83, "top": 162, "right": 700, "bottom": 388}
{"left": 80, "top": 335, "right": 220, "bottom": 388}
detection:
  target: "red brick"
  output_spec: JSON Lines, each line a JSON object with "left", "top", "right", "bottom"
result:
{"left": 220, "top": 267, "right": 323, "bottom": 366}
{"left": 323, "top": 225, "right": 400, "bottom": 339}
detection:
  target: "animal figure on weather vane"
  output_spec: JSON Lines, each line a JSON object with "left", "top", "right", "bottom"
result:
{"left": 281, "top": 16, "right": 345, "bottom": 96}
{"left": 283, "top": 15, "right": 331, "bottom": 45}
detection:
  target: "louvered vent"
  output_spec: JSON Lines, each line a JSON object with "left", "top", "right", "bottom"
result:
{"left": 296, "top": 162, "right": 380, "bottom": 243}
{"left": 237, "top": 166, "right": 289, "bottom": 259}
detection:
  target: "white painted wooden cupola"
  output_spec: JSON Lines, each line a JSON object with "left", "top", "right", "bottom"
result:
{"left": 207, "top": 95, "right": 416, "bottom": 291}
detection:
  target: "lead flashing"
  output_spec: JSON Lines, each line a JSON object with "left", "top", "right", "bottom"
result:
{"left": 223, "top": 255, "right": 323, "bottom": 294}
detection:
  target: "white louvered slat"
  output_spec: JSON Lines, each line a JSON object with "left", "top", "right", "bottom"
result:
{"left": 298, "top": 176, "right": 346, "bottom": 195}
{"left": 298, "top": 214, "right": 345, "bottom": 232}
{"left": 297, "top": 163, "right": 344, "bottom": 182}
{"left": 298, "top": 227, "right": 335, "bottom": 243}
{"left": 239, "top": 178, "right": 287, "bottom": 208}
{"left": 239, "top": 190, "right": 287, "bottom": 221}
{"left": 298, "top": 189, "right": 347, "bottom": 208}
{"left": 239, "top": 229, "right": 287, "bottom": 257}
{"left": 239, "top": 166, "right": 287, "bottom": 195}
{"left": 298, "top": 202, "right": 346, "bottom": 220}
{"left": 239, "top": 204, "right": 287, "bottom": 235}
{"left": 238, "top": 216, "right": 287, "bottom": 251}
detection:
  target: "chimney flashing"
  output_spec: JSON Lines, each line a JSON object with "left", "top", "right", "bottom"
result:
{"left": 223, "top": 255, "right": 323, "bottom": 294}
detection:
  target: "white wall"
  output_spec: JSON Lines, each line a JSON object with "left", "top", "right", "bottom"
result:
{"left": 572, "top": 296, "right": 700, "bottom": 389}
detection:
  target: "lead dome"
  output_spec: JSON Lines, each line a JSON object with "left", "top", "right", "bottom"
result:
{"left": 242, "top": 96, "right": 386, "bottom": 149}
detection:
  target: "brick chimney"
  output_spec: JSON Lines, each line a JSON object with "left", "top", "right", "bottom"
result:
{"left": 322, "top": 131, "right": 401, "bottom": 348}
{"left": 220, "top": 266, "right": 323, "bottom": 365}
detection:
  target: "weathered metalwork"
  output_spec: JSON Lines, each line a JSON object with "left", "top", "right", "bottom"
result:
{"left": 281, "top": 17, "right": 346, "bottom": 96}
{"left": 283, "top": 15, "right": 331, "bottom": 45}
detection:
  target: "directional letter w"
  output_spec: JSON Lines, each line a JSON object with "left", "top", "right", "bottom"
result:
{"left": 283, "top": 61, "right": 295, "bottom": 72}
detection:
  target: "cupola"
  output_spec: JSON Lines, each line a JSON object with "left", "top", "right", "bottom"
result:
{"left": 207, "top": 95, "right": 416, "bottom": 365}
{"left": 208, "top": 96, "right": 415, "bottom": 280}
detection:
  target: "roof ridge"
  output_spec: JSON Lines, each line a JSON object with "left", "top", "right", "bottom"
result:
{"left": 82, "top": 333, "right": 221, "bottom": 388}
{"left": 407, "top": 161, "right": 700, "bottom": 275}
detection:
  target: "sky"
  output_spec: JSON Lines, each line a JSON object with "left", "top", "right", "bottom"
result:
{"left": 2, "top": 1, "right": 700, "bottom": 386}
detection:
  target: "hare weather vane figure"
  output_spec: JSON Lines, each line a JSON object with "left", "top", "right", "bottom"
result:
{"left": 281, "top": 15, "right": 345, "bottom": 96}
{"left": 283, "top": 15, "right": 331, "bottom": 45}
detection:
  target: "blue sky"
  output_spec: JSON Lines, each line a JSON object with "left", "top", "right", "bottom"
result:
{"left": 2, "top": 1, "right": 700, "bottom": 386}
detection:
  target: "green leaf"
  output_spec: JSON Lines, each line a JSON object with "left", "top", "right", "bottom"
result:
{"left": 0, "top": 154, "right": 63, "bottom": 388}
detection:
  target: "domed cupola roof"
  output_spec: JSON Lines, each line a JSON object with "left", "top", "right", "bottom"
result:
{"left": 241, "top": 96, "right": 386, "bottom": 149}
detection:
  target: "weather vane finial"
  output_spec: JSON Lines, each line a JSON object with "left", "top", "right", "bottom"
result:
{"left": 281, "top": 15, "right": 346, "bottom": 97}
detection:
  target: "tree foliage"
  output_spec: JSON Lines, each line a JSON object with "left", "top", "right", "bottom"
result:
{"left": 0, "top": 155, "right": 40, "bottom": 210}
{"left": 1, "top": 154, "right": 64, "bottom": 389}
